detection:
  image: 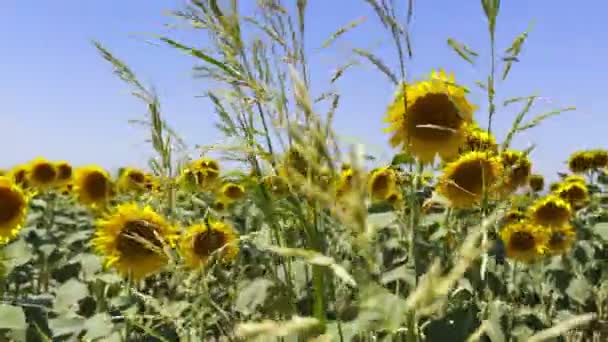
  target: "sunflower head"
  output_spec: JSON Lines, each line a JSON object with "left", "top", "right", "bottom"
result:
{"left": 528, "top": 195, "right": 572, "bottom": 227}
{"left": 9, "top": 165, "right": 30, "bottom": 189}
{"left": 54, "top": 161, "right": 73, "bottom": 185}
{"left": 74, "top": 166, "right": 114, "bottom": 207}
{"left": 437, "top": 151, "right": 503, "bottom": 208}
{"left": 385, "top": 190, "right": 403, "bottom": 207}
{"left": 504, "top": 209, "right": 527, "bottom": 225}
{"left": 180, "top": 219, "right": 239, "bottom": 268}
{"left": 60, "top": 183, "right": 74, "bottom": 196}
{"left": 568, "top": 151, "right": 594, "bottom": 173}
{"left": 500, "top": 150, "right": 532, "bottom": 193}
{"left": 92, "top": 203, "right": 177, "bottom": 280}
{"left": 589, "top": 149, "right": 608, "bottom": 169}
{"left": 460, "top": 125, "right": 498, "bottom": 155}
{"left": 27, "top": 157, "right": 57, "bottom": 190}
{"left": 284, "top": 147, "right": 310, "bottom": 177}
{"left": 117, "top": 167, "right": 147, "bottom": 193}
{"left": 221, "top": 182, "right": 245, "bottom": 201}
{"left": 547, "top": 224, "right": 576, "bottom": 256}
{"left": 368, "top": 167, "right": 397, "bottom": 201}
{"left": 261, "top": 175, "right": 290, "bottom": 197}
{"left": 336, "top": 167, "right": 360, "bottom": 198}
{"left": 563, "top": 174, "right": 586, "bottom": 185}
{"left": 213, "top": 197, "right": 232, "bottom": 212}
{"left": 556, "top": 182, "right": 589, "bottom": 208}
{"left": 0, "top": 177, "right": 29, "bottom": 244}
{"left": 190, "top": 158, "right": 220, "bottom": 190}
{"left": 384, "top": 70, "right": 476, "bottom": 164}
{"left": 528, "top": 174, "right": 544, "bottom": 192}
{"left": 500, "top": 221, "right": 549, "bottom": 263}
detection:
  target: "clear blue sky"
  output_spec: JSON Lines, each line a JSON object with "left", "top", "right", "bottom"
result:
{"left": 2, "top": 1, "right": 606, "bottom": 180}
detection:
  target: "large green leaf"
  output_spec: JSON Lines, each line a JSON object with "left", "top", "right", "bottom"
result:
{"left": 54, "top": 279, "right": 89, "bottom": 312}
{"left": 0, "top": 304, "right": 27, "bottom": 330}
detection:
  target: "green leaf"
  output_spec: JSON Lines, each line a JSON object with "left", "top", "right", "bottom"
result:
{"left": 2, "top": 238, "right": 34, "bottom": 274}
{"left": 502, "top": 21, "right": 535, "bottom": 80}
{"left": 322, "top": 17, "right": 366, "bottom": 49}
{"left": 391, "top": 152, "right": 415, "bottom": 166}
{"left": 447, "top": 38, "right": 478, "bottom": 65}
{"left": 0, "top": 304, "right": 27, "bottom": 330}
{"left": 235, "top": 278, "right": 275, "bottom": 315}
{"left": 566, "top": 277, "right": 592, "bottom": 305}
{"left": 74, "top": 253, "right": 103, "bottom": 278}
{"left": 49, "top": 315, "right": 85, "bottom": 338}
{"left": 83, "top": 313, "right": 113, "bottom": 340}
{"left": 353, "top": 48, "right": 399, "bottom": 85}
{"left": 517, "top": 107, "right": 576, "bottom": 132}
{"left": 380, "top": 264, "right": 416, "bottom": 288}
{"left": 54, "top": 279, "right": 89, "bottom": 312}
{"left": 592, "top": 222, "right": 608, "bottom": 241}
{"left": 159, "top": 37, "right": 241, "bottom": 79}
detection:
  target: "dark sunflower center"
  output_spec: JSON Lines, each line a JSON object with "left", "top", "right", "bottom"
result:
{"left": 116, "top": 220, "right": 163, "bottom": 257}
{"left": 193, "top": 229, "right": 227, "bottom": 257}
{"left": 371, "top": 173, "right": 390, "bottom": 196}
{"left": 0, "top": 188, "right": 23, "bottom": 224}
{"left": 224, "top": 185, "right": 243, "bottom": 199}
{"left": 510, "top": 231, "right": 536, "bottom": 251}
{"left": 549, "top": 232, "right": 566, "bottom": 248}
{"left": 14, "top": 170, "right": 26, "bottom": 184}
{"left": 128, "top": 172, "right": 145, "bottom": 183}
{"left": 530, "top": 178, "right": 543, "bottom": 191}
{"left": 33, "top": 164, "right": 56, "bottom": 183}
{"left": 536, "top": 203, "right": 567, "bottom": 221}
{"left": 451, "top": 160, "right": 489, "bottom": 196}
{"left": 83, "top": 172, "right": 109, "bottom": 200}
{"left": 408, "top": 93, "right": 463, "bottom": 140}
{"left": 57, "top": 165, "right": 72, "bottom": 180}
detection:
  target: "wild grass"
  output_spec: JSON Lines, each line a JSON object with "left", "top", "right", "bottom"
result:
{"left": 1, "top": 1, "right": 607, "bottom": 342}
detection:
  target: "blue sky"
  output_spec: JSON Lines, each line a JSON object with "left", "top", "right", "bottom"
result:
{"left": 2, "top": 1, "right": 606, "bottom": 180}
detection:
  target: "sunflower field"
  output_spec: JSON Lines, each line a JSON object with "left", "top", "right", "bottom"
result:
{"left": 2, "top": 1, "right": 608, "bottom": 341}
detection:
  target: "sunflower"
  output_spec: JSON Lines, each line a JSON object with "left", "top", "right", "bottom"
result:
{"left": 385, "top": 190, "right": 403, "bottom": 207}
{"left": 460, "top": 125, "right": 498, "bottom": 155}
{"left": 0, "top": 177, "right": 29, "bottom": 244}
{"left": 368, "top": 167, "right": 397, "bottom": 201}
{"left": 92, "top": 203, "right": 176, "bottom": 280}
{"left": 336, "top": 167, "right": 359, "bottom": 198}
{"left": 74, "top": 166, "right": 114, "bottom": 207}
{"left": 563, "top": 174, "right": 586, "bottom": 185}
{"left": 54, "top": 160, "right": 73, "bottom": 186}
{"left": 500, "top": 150, "right": 532, "bottom": 193}
{"left": 177, "top": 168, "right": 200, "bottom": 192}
{"left": 568, "top": 151, "right": 593, "bottom": 173}
{"left": 437, "top": 151, "right": 503, "bottom": 208}
{"left": 143, "top": 173, "right": 162, "bottom": 193}
{"left": 220, "top": 183, "right": 245, "bottom": 201}
{"left": 190, "top": 158, "right": 220, "bottom": 189}
{"left": 117, "top": 167, "right": 146, "bottom": 193}
{"left": 9, "top": 165, "right": 29, "bottom": 189}
{"left": 504, "top": 209, "right": 527, "bottom": 225}
{"left": 556, "top": 182, "right": 588, "bottom": 208}
{"left": 60, "top": 183, "right": 74, "bottom": 196}
{"left": 589, "top": 149, "right": 608, "bottom": 169}
{"left": 546, "top": 224, "right": 576, "bottom": 256}
{"left": 384, "top": 69, "right": 476, "bottom": 164}
{"left": 528, "top": 195, "right": 572, "bottom": 227}
{"left": 180, "top": 219, "right": 239, "bottom": 268}
{"left": 213, "top": 197, "right": 232, "bottom": 212}
{"left": 500, "top": 221, "right": 549, "bottom": 263}
{"left": 528, "top": 174, "right": 544, "bottom": 192}
{"left": 27, "top": 157, "right": 57, "bottom": 190}
{"left": 261, "top": 175, "right": 289, "bottom": 197}
{"left": 0, "top": 169, "right": 6, "bottom": 177}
